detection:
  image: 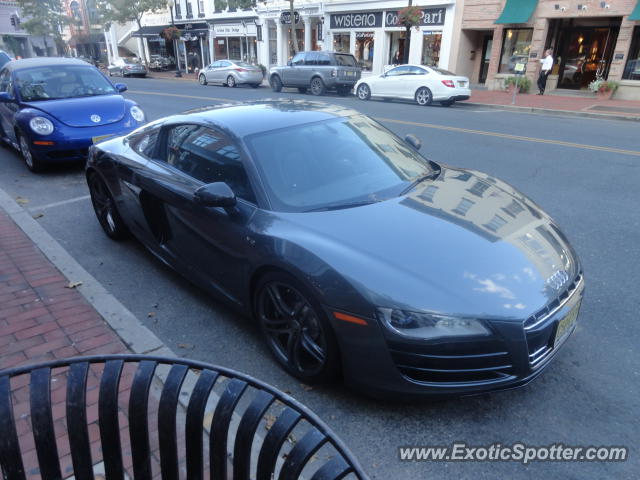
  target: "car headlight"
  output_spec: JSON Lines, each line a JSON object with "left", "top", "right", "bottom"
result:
{"left": 29, "top": 116, "right": 54, "bottom": 135}
{"left": 378, "top": 308, "right": 490, "bottom": 340}
{"left": 130, "top": 106, "right": 145, "bottom": 122}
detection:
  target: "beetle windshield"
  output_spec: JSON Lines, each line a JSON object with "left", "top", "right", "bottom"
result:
{"left": 16, "top": 65, "right": 117, "bottom": 101}
{"left": 245, "top": 115, "right": 435, "bottom": 212}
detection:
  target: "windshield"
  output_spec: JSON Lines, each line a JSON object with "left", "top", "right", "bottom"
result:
{"left": 335, "top": 54, "right": 357, "bottom": 67}
{"left": 245, "top": 115, "right": 434, "bottom": 212}
{"left": 235, "top": 61, "right": 256, "bottom": 68}
{"left": 16, "top": 65, "right": 116, "bottom": 101}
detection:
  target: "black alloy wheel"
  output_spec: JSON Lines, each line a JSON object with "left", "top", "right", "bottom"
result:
{"left": 310, "top": 77, "right": 325, "bottom": 96}
{"left": 255, "top": 272, "right": 340, "bottom": 383}
{"left": 270, "top": 75, "right": 283, "bottom": 92}
{"left": 88, "top": 173, "right": 129, "bottom": 240}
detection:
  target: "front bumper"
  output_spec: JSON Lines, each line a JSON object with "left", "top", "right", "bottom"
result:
{"left": 328, "top": 273, "right": 584, "bottom": 399}
{"left": 29, "top": 120, "right": 140, "bottom": 163}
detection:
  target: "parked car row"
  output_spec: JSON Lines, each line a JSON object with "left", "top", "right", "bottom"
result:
{"left": 107, "top": 58, "right": 148, "bottom": 77}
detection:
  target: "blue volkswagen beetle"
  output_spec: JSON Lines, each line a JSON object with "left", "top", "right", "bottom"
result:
{"left": 0, "top": 57, "right": 146, "bottom": 172}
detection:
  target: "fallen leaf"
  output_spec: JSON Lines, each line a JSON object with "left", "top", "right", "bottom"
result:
{"left": 15, "top": 196, "right": 29, "bottom": 205}
{"left": 177, "top": 343, "right": 194, "bottom": 349}
{"left": 32, "top": 213, "right": 44, "bottom": 219}
{"left": 66, "top": 281, "right": 83, "bottom": 289}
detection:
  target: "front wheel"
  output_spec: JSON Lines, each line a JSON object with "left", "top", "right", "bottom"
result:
{"left": 310, "top": 77, "right": 325, "bottom": 96}
{"left": 87, "top": 172, "right": 130, "bottom": 240}
{"left": 254, "top": 272, "right": 341, "bottom": 384}
{"left": 198, "top": 74, "right": 207, "bottom": 85}
{"left": 356, "top": 83, "right": 371, "bottom": 100}
{"left": 226, "top": 75, "right": 236, "bottom": 88}
{"left": 415, "top": 87, "right": 433, "bottom": 106}
{"left": 270, "top": 75, "right": 283, "bottom": 92}
{"left": 18, "top": 133, "right": 43, "bottom": 172}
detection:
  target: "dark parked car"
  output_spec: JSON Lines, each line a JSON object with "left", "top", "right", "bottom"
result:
{"left": 86, "top": 101, "right": 583, "bottom": 398}
{"left": 269, "top": 51, "right": 360, "bottom": 96}
{"left": 0, "top": 57, "right": 145, "bottom": 172}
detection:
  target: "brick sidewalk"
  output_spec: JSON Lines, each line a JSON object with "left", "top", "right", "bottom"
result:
{"left": 0, "top": 210, "right": 139, "bottom": 478}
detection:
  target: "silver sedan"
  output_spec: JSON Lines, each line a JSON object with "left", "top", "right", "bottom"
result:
{"left": 198, "top": 60, "right": 263, "bottom": 88}
{"left": 107, "top": 58, "right": 147, "bottom": 78}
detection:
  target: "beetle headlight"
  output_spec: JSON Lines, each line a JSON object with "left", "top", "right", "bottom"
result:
{"left": 378, "top": 308, "right": 490, "bottom": 340}
{"left": 130, "top": 106, "right": 145, "bottom": 122}
{"left": 29, "top": 116, "right": 54, "bottom": 135}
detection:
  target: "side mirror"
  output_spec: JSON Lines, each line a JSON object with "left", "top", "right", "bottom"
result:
{"left": 0, "top": 92, "right": 12, "bottom": 103}
{"left": 404, "top": 134, "right": 422, "bottom": 151}
{"left": 194, "top": 182, "right": 237, "bottom": 208}
{"left": 114, "top": 83, "right": 127, "bottom": 93}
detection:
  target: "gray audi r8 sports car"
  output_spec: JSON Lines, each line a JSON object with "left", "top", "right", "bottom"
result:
{"left": 86, "top": 101, "right": 584, "bottom": 398}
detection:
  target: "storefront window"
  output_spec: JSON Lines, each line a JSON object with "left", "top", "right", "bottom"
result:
{"left": 421, "top": 32, "right": 441, "bottom": 66}
{"left": 499, "top": 28, "right": 533, "bottom": 74}
{"left": 228, "top": 37, "right": 241, "bottom": 59}
{"left": 388, "top": 31, "right": 406, "bottom": 64}
{"left": 215, "top": 38, "right": 227, "bottom": 59}
{"left": 333, "top": 33, "right": 350, "bottom": 54}
{"left": 355, "top": 32, "right": 374, "bottom": 71}
{"left": 623, "top": 27, "right": 640, "bottom": 80}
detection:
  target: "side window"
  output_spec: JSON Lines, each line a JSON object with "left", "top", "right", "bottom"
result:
{"left": 165, "top": 125, "right": 256, "bottom": 203}
{"left": 317, "top": 53, "right": 331, "bottom": 65}
{"left": 386, "top": 66, "right": 411, "bottom": 77}
{"left": 220, "top": 61, "right": 231, "bottom": 67}
{"left": 304, "top": 52, "right": 318, "bottom": 66}
{"left": 210, "top": 61, "right": 221, "bottom": 68}
{"left": 408, "top": 66, "right": 428, "bottom": 75}
{"left": 291, "top": 52, "right": 305, "bottom": 66}
{"left": 131, "top": 128, "right": 160, "bottom": 158}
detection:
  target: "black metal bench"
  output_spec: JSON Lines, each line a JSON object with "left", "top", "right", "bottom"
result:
{"left": 0, "top": 354, "right": 368, "bottom": 480}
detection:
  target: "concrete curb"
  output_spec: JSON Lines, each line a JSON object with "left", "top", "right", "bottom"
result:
{"left": 460, "top": 101, "right": 640, "bottom": 122}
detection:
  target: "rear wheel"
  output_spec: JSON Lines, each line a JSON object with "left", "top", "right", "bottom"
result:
{"left": 198, "top": 74, "right": 207, "bottom": 85}
{"left": 226, "top": 75, "right": 236, "bottom": 88}
{"left": 270, "top": 75, "right": 283, "bottom": 92}
{"left": 440, "top": 99, "right": 455, "bottom": 107}
{"left": 415, "top": 87, "right": 433, "bottom": 106}
{"left": 297, "top": 87, "right": 308, "bottom": 94}
{"left": 356, "top": 83, "right": 371, "bottom": 101}
{"left": 87, "top": 172, "right": 129, "bottom": 240}
{"left": 254, "top": 272, "right": 340, "bottom": 384}
{"left": 18, "top": 133, "right": 43, "bottom": 173}
{"left": 310, "top": 77, "right": 325, "bottom": 96}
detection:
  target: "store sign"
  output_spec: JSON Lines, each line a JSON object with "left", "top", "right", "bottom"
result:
{"left": 385, "top": 8, "right": 445, "bottom": 27}
{"left": 214, "top": 24, "right": 243, "bottom": 35}
{"left": 330, "top": 12, "right": 383, "bottom": 29}
{"left": 280, "top": 11, "right": 301, "bottom": 25}
{"left": 355, "top": 32, "right": 374, "bottom": 39}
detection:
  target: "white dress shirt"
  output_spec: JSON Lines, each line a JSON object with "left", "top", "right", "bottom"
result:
{"left": 541, "top": 55, "right": 553, "bottom": 72}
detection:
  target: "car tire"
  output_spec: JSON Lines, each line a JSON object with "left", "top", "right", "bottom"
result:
{"left": 336, "top": 86, "right": 351, "bottom": 96}
{"left": 270, "top": 75, "right": 283, "bottom": 92}
{"left": 18, "top": 132, "right": 44, "bottom": 173}
{"left": 310, "top": 77, "right": 326, "bottom": 96}
{"left": 440, "top": 100, "right": 455, "bottom": 107}
{"left": 254, "top": 271, "right": 341, "bottom": 384}
{"left": 415, "top": 87, "right": 433, "bottom": 106}
{"left": 198, "top": 74, "right": 207, "bottom": 85}
{"left": 297, "top": 87, "right": 308, "bottom": 94}
{"left": 87, "top": 172, "right": 130, "bottom": 241}
{"left": 227, "top": 75, "right": 236, "bottom": 88}
{"left": 356, "top": 83, "right": 371, "bottom": 101}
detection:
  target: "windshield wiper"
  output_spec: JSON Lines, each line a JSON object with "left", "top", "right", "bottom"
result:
{"left": 304, "top": 199, "right": 380, "bottom": 212}
{"left": 400, "top": 168, "right": 440, "bottom": 196}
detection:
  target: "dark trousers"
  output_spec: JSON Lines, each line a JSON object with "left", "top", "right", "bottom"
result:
{"left": 537, "top": 70, "right": 550, "bottom": 93}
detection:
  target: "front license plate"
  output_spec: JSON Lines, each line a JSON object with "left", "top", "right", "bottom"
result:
{"left": 92, "top": 134, "right": 112, "bottom": 144}
{"left": 554, "top": 301, "right": 580, "bottom": 346}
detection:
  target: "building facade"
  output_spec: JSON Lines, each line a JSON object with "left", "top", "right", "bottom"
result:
{"left": 450, "top": 0, "right": 640, "bottom": 98}
{"left": 63, "top": 0, "right": 106, "bottom": 61}
{"left": 0, "top": 1, "right": 57, "bottom": 57}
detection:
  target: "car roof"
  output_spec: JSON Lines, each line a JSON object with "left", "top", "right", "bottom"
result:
{"left": 171, "top": 101, "right": 362, "bottom": 138}
{"left": 5, "top": 57, "right": 91, "bottom": 71}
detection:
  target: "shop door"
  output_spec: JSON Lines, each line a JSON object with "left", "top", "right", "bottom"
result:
{"left": 479, "top": 35, "right": 493, "bottom": 84}
{"left": 557, "top": 27, "right": 618, "bottom": 89}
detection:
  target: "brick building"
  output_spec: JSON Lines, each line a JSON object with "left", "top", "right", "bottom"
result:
{"left": 450, "top": 0, "right": 640, "bottom": 99}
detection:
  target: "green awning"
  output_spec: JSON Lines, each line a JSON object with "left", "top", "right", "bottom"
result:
{"left": 495, "top": 0, "right": 539, "bottom": 24}
{"left": 630, "top": 1, "right": 640, "bottom": 21}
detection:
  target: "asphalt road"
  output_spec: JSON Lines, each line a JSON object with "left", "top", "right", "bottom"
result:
{"left": 1, "top": 77, "right": 639, "bottom": 479}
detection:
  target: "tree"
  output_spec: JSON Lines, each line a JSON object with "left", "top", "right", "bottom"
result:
{"left": 289, "top": 0, "right": 297, "bottom": 56}
{"left": 398, "top": 2, "right": 422, "bottom": 64}
{"left": 96, "top": 0, "right": 167, "bottom": 65}
{"left": 16, "top": 0, "right": 74, "bottom": 56}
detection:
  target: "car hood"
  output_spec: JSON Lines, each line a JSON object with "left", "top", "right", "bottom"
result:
{"left": 23, "top": 95, "right": 126, "bottom": 127}
{"left": 272, "top": 166, "right": 580, "bottom": 320}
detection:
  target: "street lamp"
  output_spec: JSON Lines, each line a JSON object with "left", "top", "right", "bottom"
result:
{"left": 169, "top": 0, "right": 182, "bottom": 77}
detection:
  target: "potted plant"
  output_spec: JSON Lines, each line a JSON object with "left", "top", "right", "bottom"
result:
{"left": 162, "top": 26, "right": 181, "bottom": 41}
{"left": 589, "top": 79, "right": 618, "bottom": 100}
{"left": 504, "top": 76, "right": 531, "bottom": 94}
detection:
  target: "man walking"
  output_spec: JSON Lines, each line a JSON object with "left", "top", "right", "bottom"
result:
{"left": 537, "top": 49, "right": 554, "bottom": 95}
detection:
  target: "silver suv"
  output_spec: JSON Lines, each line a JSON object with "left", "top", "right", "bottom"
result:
{"left": 269, "top": 51, "right": 361, "bottom": 96}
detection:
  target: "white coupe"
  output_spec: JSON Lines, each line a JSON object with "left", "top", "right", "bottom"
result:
{"left": 354, "top": 64, "right": 471, "bottom": 107}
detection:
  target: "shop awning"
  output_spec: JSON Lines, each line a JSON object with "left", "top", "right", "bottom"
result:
{"left": 629, "top": 1, "right": 640, "bottom": 20}
{"left": 495, "top": 0, "right": 539, "bottom": 24}
{"left": 132, "top": 25, "right": 169, "bottom": 38}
